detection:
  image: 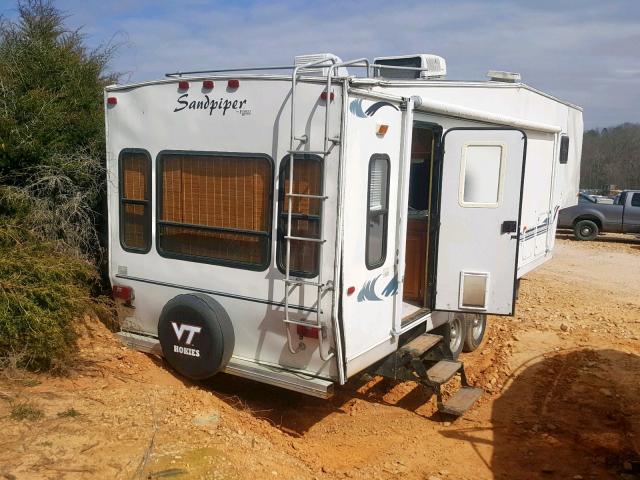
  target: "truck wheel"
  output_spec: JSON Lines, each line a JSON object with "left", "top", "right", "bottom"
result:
{"left": 573, "top": 219, "right": 598, "bottom": 241}
{"left": 463, "top": 313, "right": 487, "bottom": 352}
{"left": 448, "top": 314, "right": 465, "bottom": 359}
{"left": 158, "top": 294, "right": 235, "bottom": 380}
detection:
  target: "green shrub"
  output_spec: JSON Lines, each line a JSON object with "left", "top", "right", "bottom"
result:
{"left": 10, "top": 401, "right": 44, "bottom": 421}
{"left": 0, "top": 225, "right": 100, "bottom": 371}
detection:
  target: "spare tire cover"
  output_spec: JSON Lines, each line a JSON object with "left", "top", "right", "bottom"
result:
{"left": 158, "top": 293, "right": 234, "bottom": 380}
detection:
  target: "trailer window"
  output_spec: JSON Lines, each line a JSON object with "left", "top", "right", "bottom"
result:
{"left": 119, "top": 150, "right": 152, "bottom": 253}
{"left": 277, "top": 155, "right": 323, "bottom": 278}
{"left": 366, "top": 154, "right": 390, "bottom": 269}
{"left": 157, "top": 152, "right": 273, "bottom": 270}
{"left": 459, "top": 143, "right": 505, "bottom": 207}
{"left": 559, "top": 136, "right": 570, "bottom": 164}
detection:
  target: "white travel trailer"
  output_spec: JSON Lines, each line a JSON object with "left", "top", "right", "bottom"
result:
{"left": 105, "top": 53, "right": 583, "bottom": 415}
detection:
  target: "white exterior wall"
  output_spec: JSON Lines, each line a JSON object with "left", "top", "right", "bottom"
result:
{"left": 373, "top": 81, "right": 583, "bottom": 277}
{"left": 106, "top": 77, "right": 344, "bottom": 380}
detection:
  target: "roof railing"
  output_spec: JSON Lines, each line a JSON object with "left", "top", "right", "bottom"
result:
{"left": 164, "top": 60, "right": 438, "bottom": 79}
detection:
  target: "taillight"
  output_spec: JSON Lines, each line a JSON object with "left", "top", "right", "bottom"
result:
{"left": 227, "top": 79, "right": 240, "bottom": 89}
{"left": 297, "top": 325, "right": 319, "bottom": 339}
{"left": 112, "top": 285, "right": 133, "bottom": 302}
{"left": 202, "top": 80, "right": 214, "bottom": 89}
{"left": 320, "top": 91, "right": 335, "bottom": 101}
{"left": 107, "top": 97, "right": 117, "bottom": 105}
{"left": 178, "top": 81, "right": 189, "bottom": 90}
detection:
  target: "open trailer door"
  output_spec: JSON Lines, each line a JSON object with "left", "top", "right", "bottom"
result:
{"left": 433, "top": 128, "right": 526, "bottom": 315}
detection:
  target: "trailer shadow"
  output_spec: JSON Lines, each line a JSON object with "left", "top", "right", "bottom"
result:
{"left": 439, "top": 348, "right": 640, "bottom": 479}
{"left": 556, "top": 231, "right": 640, "bottom": 245}
{"left": 203, "top": 372, "right": 436, "bottom": 437}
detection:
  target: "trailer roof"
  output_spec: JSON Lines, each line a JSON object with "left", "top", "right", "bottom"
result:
{"left": 105, "top": 74, "right": 581, "bottom": 112}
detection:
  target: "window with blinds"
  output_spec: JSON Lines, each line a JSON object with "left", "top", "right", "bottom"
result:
{"left": 277, "top": 155, "right": 323, "bottom": 278}
{"left": 366, "top": 154, "right": 390, "bottom": 269}
{"left": 119, "top": 150, "right": 152, "bottom": 252}
{"left": 157, "top": 152, "right": 273, "bottom": 270}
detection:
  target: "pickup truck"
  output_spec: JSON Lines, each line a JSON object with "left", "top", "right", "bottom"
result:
{"left": 558, "top": 190, "right": 640, "bottom": 240}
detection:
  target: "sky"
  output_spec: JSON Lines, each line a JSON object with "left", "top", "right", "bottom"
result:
{"left": 1, "top": 0, "right": 639, "bottom": 129}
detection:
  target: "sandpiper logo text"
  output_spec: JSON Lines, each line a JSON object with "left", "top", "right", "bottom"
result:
{"left": 173, "top": 94, "right": 249, "bottom": 116}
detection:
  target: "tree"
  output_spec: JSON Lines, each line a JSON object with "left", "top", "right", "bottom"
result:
{"left": 580, "top": 123, "right": 640, "bottom": 191}
{"left": 0, "top": 0, "right": 117, "bottom": 178}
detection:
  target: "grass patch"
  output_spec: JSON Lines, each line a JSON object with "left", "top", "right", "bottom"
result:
{"left": 10, "top": 401, "right": 44, "bottom": 421}
{"left": 57, "top": 407, "right": 81, "bottom": 418}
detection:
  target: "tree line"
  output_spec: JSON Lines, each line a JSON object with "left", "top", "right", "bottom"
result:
{"left": 581, "top": 123, "right": 640, "bottom": 191}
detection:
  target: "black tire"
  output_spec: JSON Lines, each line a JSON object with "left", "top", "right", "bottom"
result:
{"left": 573, "top": 219, "right": 599, "bottom": 241}
{"left": 448, "top": 314, "right": 465, "bottom": 360}
{"left": 158, "top": 294, "right": 235, "bottom": 380}
{"left": 463, "top": 313, "right": 487, "bottom": 352}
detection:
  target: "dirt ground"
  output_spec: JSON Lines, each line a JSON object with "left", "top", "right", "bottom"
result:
{"left": 1, "top": 235, "right": 639, "bottom": 480}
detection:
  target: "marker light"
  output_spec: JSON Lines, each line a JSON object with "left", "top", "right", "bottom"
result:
{"left": 203, "top": 80, "right": 214, "bottom": 89}
{"left": 107, "top": 97, "right": 117, "bottom": 105}
{"left": 112, "top": 285, "right": 133, "bottom": 302}
{"left": 227, "top": 79, "right": 240, "bottom": 89}
{"left": 347, "top": 286, "right": 356, "bottom": 296}
{"left": 178, "top": 81, "right": 189, "bottom": 90}
{"left": 320, "top": 91, "right": 335, "bottom": 101}
{"left": 297, "top": 325, "right": 319, "bottom": 339}
{"left": 376, "top": 124, "right": 389, "bottom": 136}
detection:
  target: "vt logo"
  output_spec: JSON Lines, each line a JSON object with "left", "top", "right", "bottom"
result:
{"left": 171, "top": 322, "right": 202, "bottom": 345}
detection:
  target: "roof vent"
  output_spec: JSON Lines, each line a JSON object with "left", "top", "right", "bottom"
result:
{"left": 487, "top": 70, "right": 521, "bottom": 83}
{"left": 373, "top": 54, "right": 447, "bottom": 79}
{"left": 294, "top": 53, "right": 349, "bottom": 76}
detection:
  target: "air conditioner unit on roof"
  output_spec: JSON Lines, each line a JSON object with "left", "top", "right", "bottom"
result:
{"left": 373, "top": 54, "right": 447, "bottom": 79}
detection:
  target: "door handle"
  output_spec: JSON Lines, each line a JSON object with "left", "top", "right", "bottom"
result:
{"left": 501, "top": 220, "right": 518, "bottom": 234}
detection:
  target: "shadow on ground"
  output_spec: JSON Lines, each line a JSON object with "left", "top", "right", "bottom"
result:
{"left": 441, "top": 348, "right": 640, "bottom": 479}
{"left": 204, "top": 372, "right": 434, "bottom": 436}
{"left": 556, "top": 231, "right": 640, "bottom": 245}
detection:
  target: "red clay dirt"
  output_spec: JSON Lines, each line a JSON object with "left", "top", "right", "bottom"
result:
{"left": 1, "top": 235, "right": 639, "bottom": 479}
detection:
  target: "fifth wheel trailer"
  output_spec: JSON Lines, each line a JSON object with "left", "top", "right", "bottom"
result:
{"left": 105, "top": 53, "right": 583, "bottom": 415}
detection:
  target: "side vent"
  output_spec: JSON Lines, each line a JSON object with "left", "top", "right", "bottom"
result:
{"left": 294, "top": 53, "right": 349, "bottom": 76}
{"left": 487, "top": 70, "right": 521, "bottom": 83}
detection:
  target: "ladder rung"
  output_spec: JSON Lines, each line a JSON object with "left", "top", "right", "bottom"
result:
{"left": 285, "top": 236, "right": 326, "bottom": 243}
{"left": 286, "top": 193, "right": 328, "bottom": 200}
{"left": 283, "top": 319, "right": 322, "bottom": 329}
{"left": 287, "top": 150, "right": 328, "bottom": 155}
{"left": 286, "top": 279, "right": 323, "bottom": 288}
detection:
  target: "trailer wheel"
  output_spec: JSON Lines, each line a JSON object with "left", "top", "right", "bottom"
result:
{"left": 463, "top": 313, "right": 487, "bottom": 352}
{"left": 158, "top": 294, "right": 235, "bottom": 380}
{"left": 573, "top": 219, "right": 598, "bottom": 241}
{"left": 448, "top": 314, "right": 465, "bottom": 359}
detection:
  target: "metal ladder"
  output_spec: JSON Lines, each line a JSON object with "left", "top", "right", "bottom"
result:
{"left": 282, "top": 58, "right": 371, "bottom": 359}
{"left": 282, "top": 57, "right": 337, "bottom": 359}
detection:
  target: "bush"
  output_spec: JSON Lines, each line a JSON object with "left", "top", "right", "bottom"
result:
{"left": 0, "top": 0, "right": 117, "bottom": 176}
{"left": 0, "top": 225, "right": 101, "bottom": 371}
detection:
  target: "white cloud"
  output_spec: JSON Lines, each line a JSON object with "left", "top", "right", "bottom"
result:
{"left": 2, "top": 0, "right": 639, "bottom": 127}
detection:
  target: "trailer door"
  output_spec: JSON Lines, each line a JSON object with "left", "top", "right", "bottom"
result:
{"left": 434, "top": 128, "right": 526, "bottom": 315}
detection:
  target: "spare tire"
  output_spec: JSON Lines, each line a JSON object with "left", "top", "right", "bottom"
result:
{"left": 158, "top": 293, "right": 234, "bottom": 380}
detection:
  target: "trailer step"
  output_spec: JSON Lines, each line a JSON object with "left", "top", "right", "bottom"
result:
{"left": 427, "top": 360, "right": 462, "bottom": 384}
{"left": 399, "top": 333, "right": 442, "bottom": 359}
{"left": 286, "top": 193, "right": 328, "bottom": 200}
{"left": 286, "top": 150, "right": 328, "bottom": 156}
{"left": 440, "top": 387, "right": 483, "bottom": 416}
{"left": 284, "top": 235, "right": 326, "bottom": 243}
{"left": 116, "top": 331, "right": 162, "bottom": 356}
{"left": 224, "top": 357, "right": 334, "bottom": 399}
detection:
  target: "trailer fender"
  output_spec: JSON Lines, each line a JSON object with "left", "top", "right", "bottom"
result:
{"left": 158, "top": 294, "right": 235, "bottom": 380}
